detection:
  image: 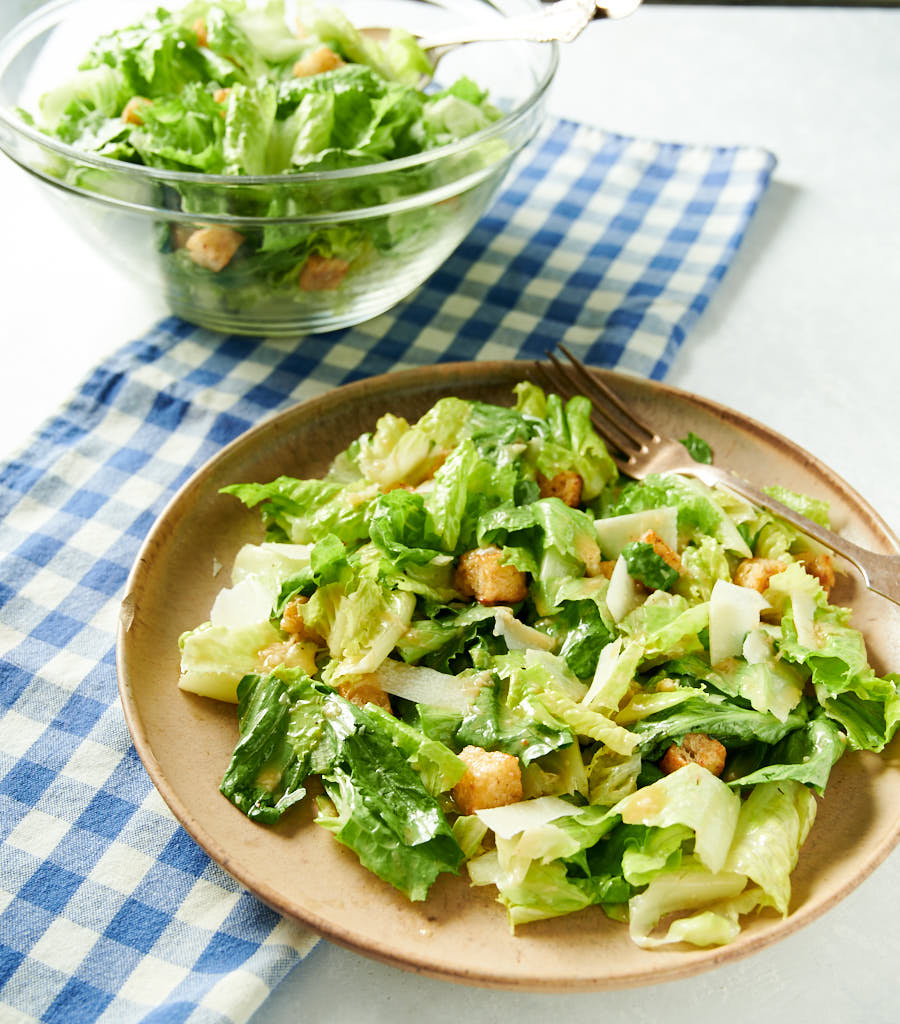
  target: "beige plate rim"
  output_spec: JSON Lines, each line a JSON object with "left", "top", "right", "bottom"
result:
{"left": 116, "top": 360, "right": 900, "bottom": 991}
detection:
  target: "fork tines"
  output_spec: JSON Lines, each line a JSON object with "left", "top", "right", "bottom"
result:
{"left": 532, "top": 346, "right": 656, "bottom": 464}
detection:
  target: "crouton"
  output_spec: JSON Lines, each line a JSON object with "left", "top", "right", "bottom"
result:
{"left": 802, "top": 552, "right": 835, "bottom": 595}
{"left": 193, "top": 18, "right": 208, "bottom": 48}
{"left": 185, "top": 226, "right": 244, "bottom": 272}
{"left": 454, "top": 546, "right": 528, "bottom": 605}
{"left": 279, "top": 595, "right": 323, "bottom": 643}
{"left": 256, "top": 639, "right": 318, "bottom": 676}
{"left": 452, "top": 745, "right": 523, "bottom": 815}
{"left": 299, "top": 253, "right": 350, "bottom": 291}
{"left": 594, "top": 560, "right": 617, "bottom": 580}
{"left": 337, "top": 676, "right": 393, "bottom": 715}
{"left": 213, "top": 87, "right": 231, "bottom": 104}
{"left": 733, "top": 557, "right": 787, "bottom": 594}
{"left": 170, "top": 224, "right": 194, "bottom": 250}
{"left": 660, "top": 732, "right": 727, "bottom": 777}
{"left": 293, "top": 46, "right": 345, "bottom": 78}
{"left": 637, "top": 529, "right": 681, "bottom": 572}
{"left": 538, "top": 471, "right": 583, "bottom": 508}
{"left": 122, "top": 96, "right": 152, "bottom": 126}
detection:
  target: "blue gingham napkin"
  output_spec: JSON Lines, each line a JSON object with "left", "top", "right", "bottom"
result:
{"left": 0, "top": 118, "right": 775, "bottom": 1023}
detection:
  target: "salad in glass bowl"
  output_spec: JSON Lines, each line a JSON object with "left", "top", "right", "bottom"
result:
{"left": 0, "top": 0, "right": 556, "bottom": 334}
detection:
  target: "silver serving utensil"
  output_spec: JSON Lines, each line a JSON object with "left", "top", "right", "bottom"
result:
{"left": 363, "top": 0, "right": 642, "bottom": 73}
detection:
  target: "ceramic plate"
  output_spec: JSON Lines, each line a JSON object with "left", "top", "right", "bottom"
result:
{"left": 117, "top": 361, "right": 900, "bottom": 990}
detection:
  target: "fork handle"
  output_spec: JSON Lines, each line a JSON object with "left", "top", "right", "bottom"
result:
{"left": 691, "top": 464, "right": 900, "bottom": 607}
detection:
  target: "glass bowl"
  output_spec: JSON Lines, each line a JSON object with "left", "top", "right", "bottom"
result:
{"left": 0, "top": 0, "right": 557, "bottom": 336}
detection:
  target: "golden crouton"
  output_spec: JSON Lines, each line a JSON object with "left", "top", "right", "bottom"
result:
{"left": 185, "top": 226, "right": 244, "bottom": 272}
{"left": 538, "top": 471, "right": 583, "bottom": 508}
{"left": 299, "top": 253, "right": 350, "bottom": 291}
{"left": 454, "top": 546, "right": 528, "bottom": 605}
{"left": 733, "top": 557, "right": 787, "bottom": 594}
{"left": 170, "top": 224, "right": 194, "bottom": 250}
{"left": 637, "top": 529, "right": 681, "bottom": 572}
{"left": 594, "top": 560, "right": 617, "bottom": 580}
{"left": 337, "top": 677, "right": 393, "bottom": 715}
{"left": 802, "top": 552, "right": 835, "bottom": 595}
{"left": 256, "top": 639, "right": 318, "bottom": 676}
{"left": 293, "top": 46, "right": 345, "bottom": 78}
{"left": 452, "top": 745, "right": 523, "bottom": 815}
{"left": 122, "top": 97, "right": 152, "bottom": 126}
{"left": 193, "top": 18, "right": 208, "bottom": 48}
{"left": 660, "top": 732, "right": 727, "bottom": 777}
{"left": 279, "top": 595, "right": 323, "bottom": 643}
{"left": 213, "top": 87, "right": 231, "bottom": 104}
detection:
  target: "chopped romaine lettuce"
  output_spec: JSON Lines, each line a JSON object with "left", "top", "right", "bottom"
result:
{"left": 31, "top": 1, "right": 505, "bottom": 324}
{"left": 176, "top": 383, "right": 897, "bottom": 948}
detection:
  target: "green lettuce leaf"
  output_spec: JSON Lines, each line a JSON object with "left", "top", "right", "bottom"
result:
{"left": 223, "top": 670, "right": 464, "bottom": 899}
{"left": 305, "top": 577, "right": 416, "bottom": 679}
{"left": 222, "top": 476, "right": 374, "bottom": 545}
{"left": 82, "top": 7, "right": 211, "bottom": 97}
{"left": 220, "top": 669, "right": 331, "bottom": 822}
{"left": 724, "top": 712, "right": 843, "bottom": 790}
{"left": 367, "top": 489, "right": 444, "bottom": 565}
{"left": 316, "top": 713, "right": 464, "bottom": 899}
{"left": 724, "top": 780, "right": 817, "bottom": 914}
{"left": 454, "top": 676, "right": 575, "bottom": 764}
{"left": 223, "top": 81, "right": 277, "bottom": 174}
{"left": 762, "top": 485, "right": 831, "bottom": 527}
{"left": 631, "top": 694, "right": 807, "bottom": 761}
{"left": 679, "top": 432, "right": 713, "bottom": 464}
{"left": 178, "top": 619, "right": 281, "bottom": 702}
{"left": 621, "top": 541, "right": 679, "bottom": 591}
{"left": 613, "top": 762, "right": 741, "bottom": 873}
{"left": 514, "top": 384, "right": 618, "bottom": 501}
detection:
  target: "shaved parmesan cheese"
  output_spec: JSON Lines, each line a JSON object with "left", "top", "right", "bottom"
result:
{"left": 709, "top": 580, "right": 769, "bottom": 666}
{"left": 742, "top": 626, "right": 774, "bottom": 665}
{"left": 606, "top": 555, "right": 645, "bottom": 623}
{"left": 210, "top": 576, "right": 273, "bottom": 628}
{"left": 492, "top": 608, "right": 555, "bottom": 651}
{"left": 475, "top": 796, "right": 577, "bottom": 838}
{"left": 593, "top": 507, "right": 679, "bottom": 559}
{"left": 211, "top": 543, "right": 316, "bottom": 628}
{"left": 231, "top": 541, "right": 312, "bottom": 583}
{"left": 372, "top": 658, "right": 476, "bottom": 713}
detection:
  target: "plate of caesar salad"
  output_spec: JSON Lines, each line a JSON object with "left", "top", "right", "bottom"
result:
{"left": 116, "top": 360, "right": 900, "bottom": 989}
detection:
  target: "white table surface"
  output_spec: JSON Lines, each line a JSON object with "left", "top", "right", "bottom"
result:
{"left": 2, "top": 4, "right": 899, "bottom": 1022}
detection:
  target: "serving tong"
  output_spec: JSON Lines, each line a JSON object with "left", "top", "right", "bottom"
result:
{"left": 362, "top": 0, "right": 643, "bottom": 73}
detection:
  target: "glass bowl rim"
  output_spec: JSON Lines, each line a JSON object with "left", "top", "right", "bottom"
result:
{"left": 0, "top": 0, "right": 559, "bottom": 187}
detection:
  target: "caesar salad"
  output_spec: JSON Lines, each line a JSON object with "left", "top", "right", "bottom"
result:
{"left": 177, "top": 382, "right": 899, "bottom": 948}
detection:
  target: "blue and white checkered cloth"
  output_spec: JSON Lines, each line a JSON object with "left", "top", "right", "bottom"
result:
{"left": 0, "top": 119, "right": 774, "bottom": 1023}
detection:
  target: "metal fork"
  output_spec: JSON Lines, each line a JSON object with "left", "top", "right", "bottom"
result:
{"left": 535, "top": 345, "right": 900, "bottom": 607}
